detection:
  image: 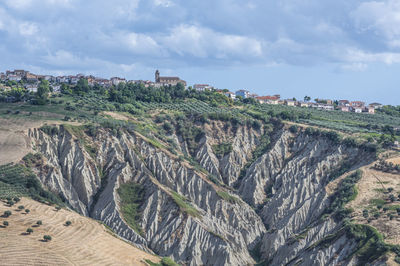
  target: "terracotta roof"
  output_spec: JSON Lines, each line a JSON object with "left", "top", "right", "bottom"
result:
{"left": 256, "top": 96, "right": 279, "bottom": 100}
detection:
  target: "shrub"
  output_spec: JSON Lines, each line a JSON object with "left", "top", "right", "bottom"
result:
{"left": 25, "top": 209, "right": 30, "bottom": 214}
{"left": 18, "top": 205, "right": 24, "bottom": 210}
{"left": 27, "top": 228, "right": 33, "bottom": 234}
{"left": 289, "top": 125, "right": 298, "bottom": 133}
{"left": 65, "top": 221, "right": 72, "bottom": 226}
{"left": 43, "top": 235, "right": 52, "bottom": 241}
{"left": 362, "top": 209, "right": 369, "bottom": 218}
{"left": 162, "top": 122, "right": 173, "bottom": 133}
{"left": 3, "top": 221, "right": 8, "bottom": 226}
{"left": 160, "top": 257, "right": 179, "bottom": 266}
{"left": 13, "top": 197, "right": 20, "bottom": 202}
{"left": 55, "top": 206, "right": 61, "bottom": 211}
{"left": 36, "top": 220, "right": 42, "bottom": 226}
{"left": 3, "top": 210, "right": 12, "bottom": 217}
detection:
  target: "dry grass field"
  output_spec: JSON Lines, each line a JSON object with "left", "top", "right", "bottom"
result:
{"left": 0, "top": 198, "right": 159, "bottom": 266}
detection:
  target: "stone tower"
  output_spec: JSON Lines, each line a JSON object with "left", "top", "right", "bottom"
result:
{"left": 155, "top": 70, "right": 160, "bottom": 83}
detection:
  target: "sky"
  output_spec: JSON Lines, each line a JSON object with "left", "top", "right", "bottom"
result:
{"left": 0, "top": 0, "right": 400, "bottom": 104}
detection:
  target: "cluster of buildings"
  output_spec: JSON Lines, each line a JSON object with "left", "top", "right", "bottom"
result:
{"left": 1, "top": 69, "right": 382, "bottom": 114}
{"left": 0, "top": 69, "right": 188, "bottom": 90}
{"left": 199, "top": 88, "right": 381, "bottom": 114}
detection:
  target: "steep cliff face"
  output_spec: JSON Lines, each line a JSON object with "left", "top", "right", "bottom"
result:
{"left": 28, "top": 122, "right": 374, "bottom": 266}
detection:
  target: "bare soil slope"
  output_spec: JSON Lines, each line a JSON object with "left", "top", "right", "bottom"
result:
{"left": 0, "top": 198, "right": 159, "bottom": 266}
{"left": 347, "top": 162, "right": 400, "bottom": 246}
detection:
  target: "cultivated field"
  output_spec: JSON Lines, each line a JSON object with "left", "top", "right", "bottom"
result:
{"left": 0, "top": 198, "right": 159, "bottom": 265}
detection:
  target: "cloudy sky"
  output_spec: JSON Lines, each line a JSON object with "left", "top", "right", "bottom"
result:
{"left": 0, "top": 0, "right": 399, "bottom": 104}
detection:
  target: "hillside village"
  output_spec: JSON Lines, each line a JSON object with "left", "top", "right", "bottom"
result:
{"left": 0, "top": 69, "right": 382, "bottom": 114}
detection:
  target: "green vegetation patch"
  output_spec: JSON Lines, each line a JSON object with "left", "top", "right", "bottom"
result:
{"left": 212, "top": 142, "right": 233, "bottom": 159}
{"left": 0, "top": 163, "right": 64, "bottom": 205}
{"left": 145, "top": 257, "right": 179, "bottom": 266}
{"left": 345, "top": 223, "right": 388, "bottom": 265}
{"left": 369, "top": 198, "right": 386, "bottom": 206}
{"left": 170, "top": 191, "right": 201, "bottom": 218}
{"left": 117, "top": 182, "right": 145, "bottom": 236}
{"left": 326, "top": 170, "right": 362, "bottom": 220}
{"left": 216, "top": 191, "right": 240, "bottom": 204}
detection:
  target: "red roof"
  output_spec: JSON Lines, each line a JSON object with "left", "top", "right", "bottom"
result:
{"left": 256, "top": 96, "right": 279, "bottom": 100}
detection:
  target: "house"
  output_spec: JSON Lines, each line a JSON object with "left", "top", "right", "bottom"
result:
{"left": 394, "top": 141, "right": 400, "bottom": 148}
{"left": 52, "top": 85, "right": 61, "bottom": 92}
{"left": 322, "top": 105, "right": 334, "bottom": 111}
{"left": 284, "top": 99, "right": 296, "bottom": 106}
{"left": 249, "top": 93, "right": 259, "bottom": 98}
{"left": 256, "top": 96, "right": 280, "bottom": 104}
{"left": 57, "top": 76, "right": 69, "bottom": 84}
{"left": 155, "top": 70, "right": 187, "bottom": 87}
{"left": 95, "top": 78, "right": 111, "bottom": 87}
{"left": 315, "top": 98, "right": 333, "bottom": 105}
{"left": 194, "top": 84, "right": 213, "bottom": 91}
{"left": 351, "top": 101, "right": 365, "bottom": 107}
{"left": 224, "top": 91, "right": 236, "bottom": 100}
{"left": 338, "top": 100, "right": 350, "bottom": 107}
{"left": 369, "top": 103, "right": 383, "bottom": 109}
{"left": 111, "top": 77, "right": 126, "bottom": 86}
{"left": 69, "top": 76, "right": 79, "bottom": 84}
{"left": 26, "top": 73, "right": 39, "bottom": 82}
{"left": 353, "top": 107, "right": 363, "bottom": 113}
{"left": 25, "top": 84, "right": 38, "bottom": 93}
{"left": 297, "top": 101, "right": 309, "bottom": 108}
{"left": 0, "top": 72, "right": 6, "bottom": 81}
{"left": 236, "top": 89, "right": 250, "bottom": 99}
{"left": 87, "top": 76, "right": 96, "bottom": 86}
{"left": 7, "top": 74, "right": 21, "bottom": 82}
{"left": 339, "top": 106, "right": 350, "bottom": 112}
{"left": 364, "top": 106, "right": 375, "bottom": 114}
{"left": 6, "top": 70, "right": 29, "bottom": 78}
{"left": 43, "top": 75, "right": 54, "bottom": 81}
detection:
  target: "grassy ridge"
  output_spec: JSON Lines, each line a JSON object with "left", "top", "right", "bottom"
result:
{"left": 117, "top": 182, "right": 145, "bottom": 236}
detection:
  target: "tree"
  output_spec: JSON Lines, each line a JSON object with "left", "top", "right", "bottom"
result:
{"left": 74, "top": 78, "right": 89, "bottom": 95}
{"left": 304, "top": 96, "right": 311, "bottom": 102}
{"left": 43, "top": 235, "right": 52, "bottom": 242}
{"left": 27, "top": 228, "right": 33, "bottom": 234}
{"left": 13, "top": 197, "right": 20, "bottom": 202}
{"left": 35, "top": 80, "right": 50, "bottom": 105}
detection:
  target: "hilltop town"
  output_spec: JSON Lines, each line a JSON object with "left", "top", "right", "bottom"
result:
{"left": 0, "top": 69, "right": 384, "bottom": 114}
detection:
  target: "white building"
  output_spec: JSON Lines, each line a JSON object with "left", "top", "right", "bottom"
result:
{"left": 8, "top": 75, "right": 21, "bottom": 82}
{"left": 236, "top": 89, "right": 250, "bottom": 99}
{"left": 25, "top": 84, "right": 38, "bottom": 93}
{"left": 194, "top": 84, "right": 213, "bottom": 91}
{"left": 111, "top": 77, "right": 126, "bottom": 86}
{"left": 224, "top": 91, "right": 236, "bottom": 100}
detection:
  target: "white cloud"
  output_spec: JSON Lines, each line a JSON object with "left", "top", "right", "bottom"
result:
{"left": 162, "top": 24, "right": 263, "bottom": 60}
{"left": 343, "top": 48, "right": 400, "bottom": 65}
{"left": 124, "top": 32, "right": 162, "bottom": 55}
{"left": 18, "top": 22, "right": 38, "bottom": 36}
{"left": 154, "top": 0, "right": 174, "bottom": 7}
{"left": 4, "top": 0, "right": 33, "bottom": 9}
{"left": 352, "top": 0, "right": 400, "bottom": 45}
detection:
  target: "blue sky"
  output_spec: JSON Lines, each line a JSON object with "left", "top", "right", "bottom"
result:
{"left": 0, "top": 0, "right": 399, "bottom": 104}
